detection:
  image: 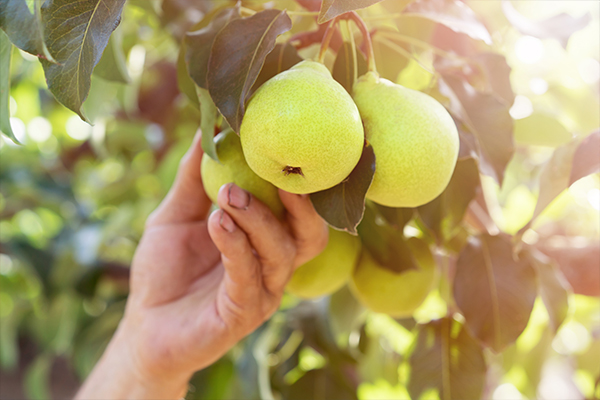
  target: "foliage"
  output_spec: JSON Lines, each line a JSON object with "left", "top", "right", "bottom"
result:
{"left": 1, "top": 0, "right": 599, "bottom": 399}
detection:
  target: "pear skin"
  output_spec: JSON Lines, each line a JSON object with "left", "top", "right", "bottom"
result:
{"left": 353, "top": 72, "right": 459, "bottom": 207}
{"left": 201, "top": 129, "right": 285, "bottom": 218}
{"left": 287, "top": 228, "right": 361, "bottom": 298}
{"left": 240, "top": 60, "right": 364, "bottom": 194}
{"left": 349, "top": 237, "right": 437, "bottom": 317}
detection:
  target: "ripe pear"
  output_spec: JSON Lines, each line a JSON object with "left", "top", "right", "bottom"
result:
{"left": 286, "top": 228, "right": 361, "bottom": 299}
{"left": 349, "top": 238, "right": 436, "bottom": 317}
{"left": 240, "top": 60, "right": 364, "bottom": 194}
{"left": 201, "top": 129, "right": 284, "bottom": 218}
{"left": 352, "top": 72, "right": 459, "bottom": 207}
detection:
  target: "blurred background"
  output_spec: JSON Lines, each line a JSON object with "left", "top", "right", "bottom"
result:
{"left": 0, "top": 0, "right": 598, "bottom": 399}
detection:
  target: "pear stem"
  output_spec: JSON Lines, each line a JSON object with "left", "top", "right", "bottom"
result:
{"left": 348, "top": 11, "right": 376, "bottom": 73}
{"left": 317, "top": 18, "right": 338, "bottom": 64}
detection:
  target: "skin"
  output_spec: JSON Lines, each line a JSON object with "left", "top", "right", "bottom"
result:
{"left": 75, "top": 130, "right": 328, "bottom": 399}
{"left": 240, "top": 60, "right": 364, "bottom": 194}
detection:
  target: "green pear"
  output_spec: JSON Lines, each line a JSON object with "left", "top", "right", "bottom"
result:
{"left": 287, "top": 228, "right": 361, "bottom": 299}
{"left": 349, "top": 237, "right": 436, "bottom": 317}
{"left": 201, "top": 129, "right": 284, "bottom": 218}
{"left": 352, "top": 72, "right": 459, "bottom": 207}
{"left": 240, "top": 60, "right": 364, "bottom": 194}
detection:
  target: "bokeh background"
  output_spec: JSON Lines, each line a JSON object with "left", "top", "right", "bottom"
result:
{"left": 0, "top": 0, "right": 599, "bottom": 399}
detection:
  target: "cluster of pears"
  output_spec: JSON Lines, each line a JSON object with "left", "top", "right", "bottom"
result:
{"left": 201, "top": 58, "right": 457, "bottom": 314}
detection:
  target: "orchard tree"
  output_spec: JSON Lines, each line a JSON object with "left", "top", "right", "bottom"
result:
{"left": 0, "top": 0, "right": 599, "bottom": 399}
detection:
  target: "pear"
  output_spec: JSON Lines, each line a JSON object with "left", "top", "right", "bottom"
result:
{"left": 286, "top": 228, "right": 361, "bottom": 299}
{"left": 349, "top": 237, "right": 436, "bottom": 317}
{"left": 240, "top": 60, "right": 364, "bottom": 194}
{"left": 201, "top": 129, "right": 285, "bottom": 218}
{"left": 352, "top": 72, "right": 459, "bottom": 207}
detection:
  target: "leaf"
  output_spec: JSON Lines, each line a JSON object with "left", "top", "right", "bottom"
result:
{"left": 375, "top": 204, "right": 414, "bottom": 231}
{"left": 24, "top": 353, "right": 52, "bottom": 400}
{"left": 403, "top": 0, "right": 492, "bottom": 45}
{"left": 251, "top": 42, "right": 302, "bottom": 95}
{"left": 453, "top": 234, "right": 536, "bottom": 352}
{"left": 207, "top": 9, "right": 292, "bottom": 133}
{"left": 286, "top": 369, "right": 358, "bottom": 400}
{"left": 93, "top": 28, "right": 130, "bottom": 84}
{"left": 514, "top": 112, "right": 573, "bottom": 148}
{"left": 569, "top": 130, "right": 600, "bottom": 185}
{"left": 501, "top": 0, "right": 591, "bottom": 48}
{"left": 310, "top": 143, "right": 376, "bottom": 234}
{"left": 40, "top": 0, "right": 126, "bottom": 121}
{"left": 408, "top": 318, "right": 487, "bottom": 400}
{"left": 356, "top": 202, "right": 418, "bottom": 273}
{"left": 524, "top": 247, "right": 570, "bottom": 333}
{"left": 470, "top": 53, "right": 514, "bottom": 107}
{"left": 185, "top": 6, "right": 241, "bottom": 90}
{"left": 329, "top": 285, "right": 365, "bottom": 340}
{"left": 371, "top": 33, "right": 410, "bottom": 82}
{"left": 332, "top": 40, "right": 367, "bottom": 94}
{"left": 0, "top": 0, "right": 55, "bottom": 61}
{"left": 417, "top": 157, "right": 480, "bottom": 243}
{"left": 0, "top": 29, "right": 18, "bottom": 144}
{"left": 438, "top": 73, "right": 514, "bottom": 184}
{"left": 198, "top": 87, "right": 218, "bottom": 162}
{"left": 177, "top": 40, "right": 200, "bottom": 108}
{"left": 318, "top": 0, "right": 384, "bottom": 24}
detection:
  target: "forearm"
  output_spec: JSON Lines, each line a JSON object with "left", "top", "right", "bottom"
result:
{"left": 75, "top": 325, "right": 191, "bottom": 400}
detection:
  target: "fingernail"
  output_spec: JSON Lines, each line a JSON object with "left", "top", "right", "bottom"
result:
{"left": 228, "top": 184, "right": 250, "bottom": 210}
{"left": 219, "top": 210, "right": 236, "bottom": 233}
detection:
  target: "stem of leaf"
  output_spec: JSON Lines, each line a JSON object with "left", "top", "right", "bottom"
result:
{"left": 317, "top": 18, "right": 338, "bottom": 64}
{"left": 346, "top": 21, "right": 358, "bottom": 83}
{"left": 239, "top": 6, "right": 256, "bottom": 16}
{"left": 348, "top": 12, "right": 376, "bottom": 73}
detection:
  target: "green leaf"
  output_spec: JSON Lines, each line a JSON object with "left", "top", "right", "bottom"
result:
{"left": 332, "top": 40, "right": 367, "bottom": 94}
{"left": 0, "top": 29, "right": 18, "bottom": 144}
{"left": 318, "top": 0, "right": 384, "bottom": 24}
{"left": 502, "top": 0, "right": 591, "bottom": 48}
{"left": 198, "top": 87, "right": 218, "bottom": 162}
{"left": 403, "top": 0, "right": 492, "bottom": 44}
{"left": 0, "top": 0, "right": 55, "bottom": 61}
{"left": 207, "top": 9, "right": 292, "bottom": 133}
{"left": 40, "top": 0, "right": 126, "bottom": 121}
{"left": 185, "top": 6, "right": 241, "bottom": 90}
{"left": 93, "top": 27, "right": 130, "bottom": 84}
{"left": 24, "top": 353, "right": 52, "bottom": 400}
{"left": 251, "top": 42, "right": 302, "bottom": 95}
{"left": 408, "top": 318, "right": 487, "bottom": 400}
{"left": 514, "top": 112, "right": 572, "bottom": 147}
{"left": 356, "top": 202, "right": 418, "bottom": 273}
{"left": 310, "top": 144, "right": 375, "bottom": 234}
{"left": 438, "top": 73, "right": 514, "bottom": 184}
{"left": 177, "top": 42, "right": 199, "bottom": 108}
{"left": 375, "top": 204, "right": 414, "bottom": 231}
{"left": 454, "top": 234, "right": 536, "bottom": 352}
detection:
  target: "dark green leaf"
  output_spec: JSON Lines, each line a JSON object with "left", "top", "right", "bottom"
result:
{"left": 403, "top": 0, "right": 492, "bottom": 44}
{"left": 0, "top": 29, "right": 18, "bottom": 144}
{"left": 177, "top": 42, "right": 200, "bottom": 108}
{"left": 40, "top": 0, "right": 126, "bottom": 120}
{"left": 286, "top": 368, "right": 358, "bottom": 400}
{"left": 438, "top": 74, "right": 514, "bottom": 184}
{"left": 524, "top": 247, "right": 570, "bottom": 333}
{"left": 375, "top": 204, "right": 414, "bottom": 231}
{"left": 502, "top": 0, "right": 591, "bottom": 48}
{"left": 198, "top": 87, "right": 218, "bottom": 162}
{"left": 310, "top": 144, "right": 376, "bottom": 234}
{"left": 454, "top": 234, "right": 536, "bottom": 352}
{"left": 356, "top": 202, "right": 418, "bottom": 273}
{"left": 250, "top": 42, "right": 302, "bottom": 95}
{"left": 0, "top": 0, "right": 55, "bottom": 61}
{"left": 207, "top": 9, "right": 292, "bottom": 133}
{"left": 185, "top": 6, "right": 241, "bottom": 90}
{"left": 332, "top": 40, "right": 367, "bottom": 94}
{"left": 24, "top": 353, "right": 52, "bottom": 400}
{"left": 328, "top": 285, "right": 365, "bottom": 340}
{"left": 93, "top": 28, "right": 130, "bottom": 84}
{"left": 408, "top": 318, "right": 487, "bottom": 400}
{"left": 569, "top": 130, "right": 600, "bottom": 185}
{"left": 318, "top": 0, "right": 384, "bottom": 24}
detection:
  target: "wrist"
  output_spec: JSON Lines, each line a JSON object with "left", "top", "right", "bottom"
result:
{"left": 76, "top": 319, "right": 192, "bottom": 399}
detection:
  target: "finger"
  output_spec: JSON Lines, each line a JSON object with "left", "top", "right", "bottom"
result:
{"left": 146, "top": 129, "right": 212, "bottom": 227}
{"left": 216, "top": 183, "right": 296, "bottom": 294}
{"left": 207, "top": 209, "right": 263, "bottom": 320}
{"left": 279, "top": 190, "right": 329, "bottom": 267}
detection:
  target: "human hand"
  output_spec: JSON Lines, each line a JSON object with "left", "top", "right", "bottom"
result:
{"left": 76, "top": 130, "right": 328, "bottom": 399}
